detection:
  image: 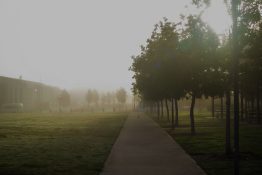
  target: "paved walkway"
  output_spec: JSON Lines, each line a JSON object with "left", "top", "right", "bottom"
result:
{"left": 100, "top": 112, "right": 206, "bottom": 175}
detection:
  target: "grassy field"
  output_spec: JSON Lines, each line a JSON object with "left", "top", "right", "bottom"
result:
{"left": 0, "top": 112, "right": 127, "bottom": 175}
{"left": 155, "top": 112, "right": 262, "bottom": 175}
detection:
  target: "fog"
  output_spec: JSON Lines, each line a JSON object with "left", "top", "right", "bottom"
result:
{"left": 0, "top": 0, "right": 230, "bottom": 92}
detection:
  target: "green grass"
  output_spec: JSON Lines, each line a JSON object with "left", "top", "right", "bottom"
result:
{"left": 0, "top": 112, "right": 127, "bottom": 175}
{"left": 155, "top": 112, "right": 262, "bottom": 175}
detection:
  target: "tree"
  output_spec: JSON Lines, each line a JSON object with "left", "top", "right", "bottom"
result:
{"left": 131, "top": 18, "right": 187, "bottom": 125}
{"left": 145, "top": 18, "right": 184, "bottom": 127}
{"left": 92, "top": 90, "right": 99, "bottom": 106}
{"left": 238, "top": 0, "right": 262, "bottom": 124}
{"left": 105, "top": 92, "right": 113, "bottom": 105}
{"left": 180, "top": 15, "right": 219, "bottom": 134}
{"left": 221, "top": 0, "right": 261, "bottom": 173}
{"left": 130, "top": 21, "right": 167, "bottom": 118}
{"left": 116, "top": 88, "right": 127, "bottom": 105}
{"left": 192, "top": 1, "right": 261, "bottom": 173}
{"left": 86, "top": 89, "right": 93, "bottom": 105}
{"left": 157, "top": 19, "right": 185, "bottom": 128}
{"left": 58, "top": 90, "right": 71, "bottom": 111}
{"left": 131, "top": 16, "right": 219, "bottom": 134}
{"left": 218, "top": 36, "right": 233, "bottom": 155}
{"left": 115, "top": 88, "right": 127, "bottom": 111}
{"left": 85, "top": 89, "right": 99, "bottom": 111}
{"left": 231, "top": 0, "right": 240, "bottom": 174}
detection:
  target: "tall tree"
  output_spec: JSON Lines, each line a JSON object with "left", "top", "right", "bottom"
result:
{"left": 92, "top": 90, "right": 99, "bottom": 106}
{"left": 116, "top": 88, "right": 127, "bottom": 105}
{"left": 180, "top": 15, "right": 219, "bottom": 134}
{"left": 231, "top": 0, "right": 240, "bottom": 174}
{"left": 58, "top": 90, "right": 71, "bottom": 111}
{"left": 86, "top": 89, "right": 93, "bottom": 106}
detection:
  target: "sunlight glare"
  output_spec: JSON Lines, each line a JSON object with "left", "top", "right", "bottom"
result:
{"left": 202, "top": 0, "right": 232, "bottom": 34}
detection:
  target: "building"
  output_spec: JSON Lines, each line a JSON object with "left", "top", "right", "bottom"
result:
{"left": 0, "top": 76, "right": 61, "bottom": 112}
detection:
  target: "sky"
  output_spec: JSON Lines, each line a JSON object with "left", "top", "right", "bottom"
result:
{"left": 0, "top": 0, "right": 231, "bottom": 92}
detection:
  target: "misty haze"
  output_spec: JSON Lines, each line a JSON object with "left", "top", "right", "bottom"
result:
{"left": 0, "top": 0, "right": 261, "bottom": 175}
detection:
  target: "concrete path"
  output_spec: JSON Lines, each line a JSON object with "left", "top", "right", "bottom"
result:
{"left": 100, "top": 112, "right": 206, "bottom": 175}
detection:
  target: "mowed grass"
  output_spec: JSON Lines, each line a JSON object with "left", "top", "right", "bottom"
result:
{"left": 155, "top": 112, "right": 262, "bottom": 175}
{"left": 0, "top": 112, "right": 127, "bottom": 175}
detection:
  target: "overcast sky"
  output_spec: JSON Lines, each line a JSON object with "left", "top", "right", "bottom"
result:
{"left": 0, "top": 0, "right": 231, "bottom": 92}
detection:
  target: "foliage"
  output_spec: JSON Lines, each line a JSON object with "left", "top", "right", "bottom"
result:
{"left": 116, "top": 88, "right": 127, "bottom": 104}
{"left": 86, "top": 89, "right": 99, "bottom": 105}
{"left": 57, "top": 90, "right": 71, "bottom": 108}
{"left": 130, "top": 16, "right": 220, "bottom": 134}
{"left": 130, "top": 0, "right": 262, "bottom": 134}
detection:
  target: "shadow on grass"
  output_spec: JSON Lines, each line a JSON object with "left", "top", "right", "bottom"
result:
{"left": 153, "top": 112, "right": 262, "bottom": 175}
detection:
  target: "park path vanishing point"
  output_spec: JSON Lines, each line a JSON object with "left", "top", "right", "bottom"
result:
{"left": 100, "top": 112, "right": 206, "bottom": 175}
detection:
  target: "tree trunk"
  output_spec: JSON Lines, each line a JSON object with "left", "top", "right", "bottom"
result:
{"left": 161, "top": 100, "right": 164, "bottom": 119}
{"left": 212, "top": 96, "right": 215, "bottom": 118}
{"left": 171, "top": 98, "right": 174, "bottom": 129}
{"left": 157, "top": 102, "right": 160, "bottom": 120}
{"left": 165, "top": 99, "right": 170, "bottom": 122}
{"left": 190, "top": 93, "right": 196, "bottom": 135}
{"left": 232, "top": 0, "right": 240, "bottom": 174}
{"left": 240, "top": 91, "right": 244, "bottom": 121}
{"left": 221, "top": 96, "right": 224, "bottom": 119}
{"left": 246, "top": 100, "right": 250, "bottom": 123}
{"left": 225, "top": 90, "right": 232, "bottom": 155}
{"left": 245, "top": 99, "right": 248, "bottom": 122}
{"left": 251, "top": 97, "right": 255, "bottom": 112}
{"left": 175, "top": 99, "right": 179, "bottom": 127}
{"left": 251, "top": 97, "right": 255, "bottom": 122}
{"left": 256, "top": 81, "right": 260, "bottom": 124}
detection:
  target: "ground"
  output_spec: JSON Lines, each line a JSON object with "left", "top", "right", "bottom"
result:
{"left": 0, "top": 112, "right": 127, "bottom": 175}
{"left": 1, "top": 111, "right": 261, "bottom": 175}
{"left": 156, "top": 112, "right": 262, "bottom": 175}
{"left": 100, "top": 112, "right": 206, "bottom": 175}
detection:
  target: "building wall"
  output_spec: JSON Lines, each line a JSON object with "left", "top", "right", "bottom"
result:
{"left": 0, "top": 76, "right": 61, "bottom": 112}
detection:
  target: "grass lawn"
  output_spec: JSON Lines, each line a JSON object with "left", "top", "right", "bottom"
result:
{"left": 155, "top": 112, "right": 262, "bottom": 175}
{"left": 0, "top": 112, "right": 127, "bottom": 175}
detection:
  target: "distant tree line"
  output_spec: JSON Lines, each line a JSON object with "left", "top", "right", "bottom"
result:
{"left": 57, "top": 90, "right": 71, "bottom": 112}
{"left": 56, "top": 88, "right": 128, "bottom": 112}
{"left": 85, "top": 88, "right": 127, "bottom": 112}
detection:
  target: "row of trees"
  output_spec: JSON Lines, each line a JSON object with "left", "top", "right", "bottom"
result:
{"left": 130, "top": 1, "right": 261, "bottom": 174}
{"left": 85, "top": 88, "right": 127, "bottom": 106}
{"left": 130, "top": 0, "right": 261, "bottom": 143}
{"left": 131, "top": 15, "right": 222, "bottom": 133}
{"left": 57, "top": 90, "right": 71, "bottom": 111}
{"left": 84, "top": 88, "right": 127, "bottom": 112}
{"left": 56, "top": 88, "right": 128, "bottom": 112}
